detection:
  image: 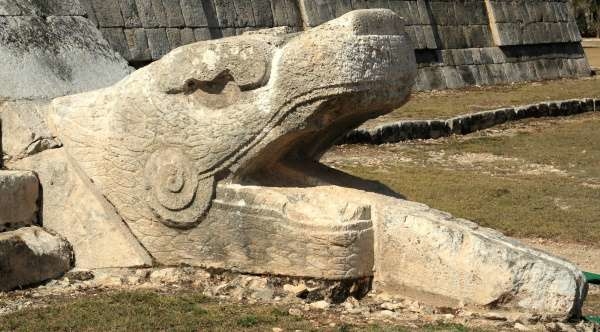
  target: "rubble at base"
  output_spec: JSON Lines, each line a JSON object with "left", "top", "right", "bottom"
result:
{"left": 0, "top": 266, "right": 597, "bottom": 332}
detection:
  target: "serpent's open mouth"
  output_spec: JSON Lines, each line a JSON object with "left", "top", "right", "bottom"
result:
{"left": 223, "top": 13, "right": 416, "bottom": 185}
{"left": 230, "top": 81, "right": 413, "bottom": 193}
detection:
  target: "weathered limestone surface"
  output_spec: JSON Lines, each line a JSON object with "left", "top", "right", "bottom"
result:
{"left": 263, "top": 164, "right": 588, "bottom": 318}
{"left": 0, "top": 101, "right": 60, "bottom": 163}
{"left": 11, "top": 150, "right": 153, "bottom": 269}
{"left": 0, "top": 170, "right": 38, "bottom": 232}
{"left": 34, "top": 10, "right": 588, "bottom": 318}
{"left": 47, "top": 9, "right": 415, "bottom": 278}
{"left": 0, "top": 226, "right": 73, "bottom": 291}
{"left": 370, "top": 195, "right": 586, "bottom": 318}
{"left": 175, "top": 184, "right": 375, "bottom": 278}
{"left": 80, "top": 0, "right": 590, "bottom": 90}
{"left": 0, "top": 0, "right": 85, "bottom": 16}
{"left": 0, "top": 2, "right": 132, "bottom": 100}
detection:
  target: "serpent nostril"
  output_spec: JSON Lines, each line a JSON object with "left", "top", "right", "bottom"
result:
{"left": 182, "top": 71, "right": 236, "bottom": 95}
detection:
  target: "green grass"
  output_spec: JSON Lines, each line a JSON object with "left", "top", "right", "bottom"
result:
{"left": 424, "top": 115, "right": 600, "bottom": 180}
{"left": 0, "top": 291, "right": 485, "bottom": 332}
{"left": 236, "top": 315, "right": 260, "bottom": 327}
{"left": 364, "top": 76, "right": 600, "bottom": 126}
{"left": 0, "top": 291, "right": 310, "bottom": 332}
{"left": 330, "top": 113, "right": 600, "bottom": 244}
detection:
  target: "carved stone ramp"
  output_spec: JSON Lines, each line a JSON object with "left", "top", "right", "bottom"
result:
{"left": 128, "top": 180, "right": 586, "bottom": 319}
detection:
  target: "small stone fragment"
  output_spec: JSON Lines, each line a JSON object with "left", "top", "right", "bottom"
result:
{"left": 309, "top": 300, "right": 330, "bottom": 310}
{"left": 288, "top": 308, "right": 303, "bottom": 316}
{"left": 483, "top": 311, "right": 508, "bottom": 321}
{"left": 251, "top": 288, "right": 274, "bottom": 301}
{"left": 343, "top": 296, "right": 360, "bottom": 310}
{"left": 375, "top": 310, "right": 396, "bottom": 318}
{"left": 514, "top": 322, "right": 530, "bottom": 331}
{"left": 283, "top": 283, "right": 308, "bottom": 297}
{"left": 64, "top": 270, "right": 95, "bottom": 282}
{"left": 380, "top": 302, "right": 404, "bottom": 311}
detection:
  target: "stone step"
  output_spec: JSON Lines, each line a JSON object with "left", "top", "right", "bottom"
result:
{"left": 0, "top": 170, "right": 39, "bottom": 232}
{"left": 0, "top": 226, "right": 73, "bottom": 291}
{"left": 344, "top": 98, "right": 600, "bottom": 144}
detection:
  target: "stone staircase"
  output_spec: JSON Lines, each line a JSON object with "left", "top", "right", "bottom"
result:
{"left": 0, "top": 121, "right": 73, "bottom": 291}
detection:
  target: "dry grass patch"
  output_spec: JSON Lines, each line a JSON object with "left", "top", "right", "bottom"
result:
{"left": 585, "top": 47, "right": 600, "bottom": 69}
{"left": 0, "top": 291, "right": 308, "bottom": 332}
{"left": 364, "top": 76, "right": 600, "bottom": 126}
{"left": 585, "top": 293, "right": 600, "bottom": 317}
{"left": 325, "top": 112, "right": 600, "bottom": 244}
{"left": 0, "top": 291, "right": 483, "bottom": 332}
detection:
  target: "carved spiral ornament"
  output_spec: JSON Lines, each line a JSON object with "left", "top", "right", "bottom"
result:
{"left": 144, "top": 148, "right": 214, "bottom": 229}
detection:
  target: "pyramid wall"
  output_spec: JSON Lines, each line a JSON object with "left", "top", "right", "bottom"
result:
{"left": 79, "top": 0, "right": 592, "bottom": 90}
{"left": 0, "top": 0, "right": 132, "bottom": 100}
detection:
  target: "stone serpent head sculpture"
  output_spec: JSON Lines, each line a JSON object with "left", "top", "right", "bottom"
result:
{"left": 46, "top": 9, "right": 587, "bottom": 318}
{"left": 50, "top": 9, "right": 415, "bottom": 229}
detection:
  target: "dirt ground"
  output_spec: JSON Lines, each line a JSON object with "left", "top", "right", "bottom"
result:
{"left": 585, "top": 47, "right": 600, "bottom": 69}
{"left": 522, "top": 239, "right": 600, "bottom": 276}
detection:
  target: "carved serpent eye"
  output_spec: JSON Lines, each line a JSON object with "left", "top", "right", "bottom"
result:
{"left": 183, "top": 70, "right": 235, "bottom": 95}
{"left": 144, "top": 148, "right": 214, "bottom": 229}
{"left": 180, "top": 71, "right": 243, "bottom": 109}
{"left": 164, "top": 41, "right": 271, "bottom": 108}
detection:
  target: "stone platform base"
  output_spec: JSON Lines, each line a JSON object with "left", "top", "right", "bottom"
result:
{"left": 344, "top": 98, "right": 600, "bottom": 144}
